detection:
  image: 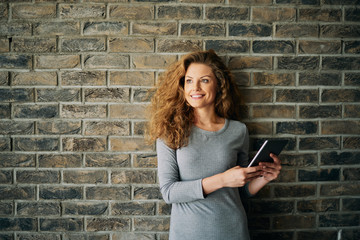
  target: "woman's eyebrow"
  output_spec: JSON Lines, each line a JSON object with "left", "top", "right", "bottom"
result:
{"left": 185, "top": 75, "right": 212, "bottom": 79}
{"left": 200, "top": 75, "right": 212, "bottom": 78}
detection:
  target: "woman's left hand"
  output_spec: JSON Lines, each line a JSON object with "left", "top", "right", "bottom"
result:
{"left": 258, "top": 153, "right": 282, "bottom": 182}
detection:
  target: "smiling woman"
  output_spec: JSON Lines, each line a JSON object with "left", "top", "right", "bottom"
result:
{"left": 147, "top": 50, "right": 282, "bottom": 240}
{"left": 147, "top": 50, "right": 243, "bottom": 149}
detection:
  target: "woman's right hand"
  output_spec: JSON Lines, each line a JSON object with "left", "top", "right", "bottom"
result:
{"left": 221, "top": 165, "right": 263, "bottom": 188}
{"left": 202, "top": 165, "right": 263, "bottom": 195}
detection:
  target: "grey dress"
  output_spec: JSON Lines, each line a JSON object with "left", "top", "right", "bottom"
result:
{"left": 157, "top": 119, "right": 252, "bottom": 240}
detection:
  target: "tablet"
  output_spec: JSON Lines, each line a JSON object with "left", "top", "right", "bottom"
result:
{"left": 247, "top": 139, "right": 288, "bottom": 167}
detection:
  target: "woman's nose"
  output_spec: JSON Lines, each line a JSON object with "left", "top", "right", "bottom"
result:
{"left": 195, "top": 81, "right": 201, "bottom": 90}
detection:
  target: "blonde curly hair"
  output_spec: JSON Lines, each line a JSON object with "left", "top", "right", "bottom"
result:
{"left": 147, "top": 49, "right": 243, "bottom": 149}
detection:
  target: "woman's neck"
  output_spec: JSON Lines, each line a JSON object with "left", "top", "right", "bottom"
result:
{"left": 193, "top": 109, "right": 225, "bottom": 132}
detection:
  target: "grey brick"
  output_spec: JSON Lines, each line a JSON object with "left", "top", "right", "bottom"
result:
{"left": 14, "top": 105, "right": 58, "bottom": 118}
{"left": 0, "top": 218, "right": 37, "bottom": 231}
{"left": 0, "top": 71, "right": 9, "bottom": 85}
{"left": 157, "top": 39, "right": 202, "bottom": 53}
{"left": 33, "top": 22, "right": 80, "bottom": 36}
{"left": 273, "top": 215, "right": 316, "bottom": 229}
{"left": 0, "top": 121, "right": 33, "bottom": 135}
{"left": 35, "top": 55, "right": 80, "bottom": 69}
{"left": 63, "top": 202, "right": 108, "bottom": 215}
{"left": 0, "top": 55, "right": 31, "bottom": 68}
{"left": 12, "top": 4, "right": 56, "bottom": 19}
{"left": 39, "top": 186, "right": 82, "bottom": 200}
{"left": 0, "top": 170, "right": 12, "bottom": 184}
{"left": 299, "top": 169, "right": 340, "bottom": 181}
{"left": 85, "top": 153, "right": 130, "bottom": 168}
{"left": 181, "top": 23, "right": 225, "bottom": 36}
{"left": 0, "top": 137, "right": 10, "bottom": 151}
{"left": 0, "top": 202, "right": 13, "bottom": 215}
{"left": 62, "top": 137, "right": 106, "bottom": 152}
{"left": 86, "top": 218, "right": 130, "bottom": 231}
{"left": 0, "top": 154, "right": 35, "bottom": 168}
{"left": 0, "top": 23, "right": 31, "bottom": 36}
{"left": 37, "top": 121, "right": 81, "bottom": 135}
{"left": 276, "top": 89, "right": 318, "bottom": 102}
{"left": 253, "top": 40, "right": 295, "bottom": 54}
{"left": 205, "top": 40, "right": 249, "bottom": 53}
{"left": 133, "top": 22, "right": 177, "bottom": 35}
{"left": 38, "top": 154, "right": 82, "bottom": 168}
{"left": 61, "top": 38, "right": 105, "bottom": 52}
{"left": 322, "top": 57, "right": 360, "bottom": 70}
{"left": 12, "top": 72, "right": 57, "bottom": 86}
{"left": 0, "top": 104, "right": 10, "bottom": 119}
{"left": 345, "top": 73, "right": 360, "bottom": 86}
{"left": 110, "top": 5, "right": 154, "bottom": 20}
{"left": 84, "top": 121, "right": 130, "bottom": 136}
{"left": 133, "top": 186, "right": 162, "bottom": 200}
{"left": 14, "top": 137, "right": 59, "bottom": 151}
{"left": 40, "top": 218, "right": 83, "bottom": 231}
{"left": 206, "top": 6, "right": 248, "bottom": 20}
{"left": 111, "top": 170, "right": 156, "bottom": 184}
{"left": 60, "top": 4, "right": 105, "bottom": 19}
{"left": 110, "top": 38, "right": 154, "bottom": 53}
{"left": 61, "top": 104, "right": 107, "bottom": 119}
{"left": 16, "top": 170, "right": 60, "bottom": 184}
{"left": 274, "top": 185, "right": 316, "bottom": 198}
{"left": 110, "top": 71, "right": 154, "bottom": 86}
{"left": 63, "top": 170, "right": 107, "bottom": 184}
{"left": 249, "top": 200, "right": 294, "bottom": 214}
{"left": 111, "top": 202, "right": 156, "bottom": 215}
{"left": 297, "top": 199, "right": 339, "bottom": 213}
{"left": 17, "top": 202, "right": 60, "bottom": 216}
{"left": 321, "top": 25, "right": 360, "bottom": 38}
{"left": 0, "top": 89, "right": 33, "bottom": 102}
{"left": 17, "top": 234, "right": 61, "bottom": 240}
{"left": 133, "top": 217, "right": 169, "bottom": 231}
{"left": 83, "top": 22, "right": 128, "bottom": 35}
{"left": 86, "top": 186, "right": 131, "bottom": 201}
{"left": 84, "top": 54, "right": 129, "bottom": 69}
{"left": 61, "top": 71, "right": 106, "bottom": 86}
{"left": 321, "top": 152, "right": 360, "bottom": 165}
{"left": 12, "top": 38, "right": 56, "bottom": 53}
{"left": 37, "top": 88, "right": 80, "bottom": 102}
{"left": 158, "top": 6, "right": 201, "bottom": 20}
{"left": 299, "top": 137, "right": 339, "bottom": 150}
{"left": 276, "top": 121, "right": 318, "bottom": 135}
{"left": 229, "top": 23, "right": 272, "bottom": 37}
{"left": 319, "top": 214, "right": 359, "bottom": 227}
{"left": 0, "top": 186, "right": 35, "bottom": 200}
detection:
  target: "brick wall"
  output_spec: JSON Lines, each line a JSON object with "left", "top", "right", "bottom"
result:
{"left": 0, "top": 0, "right": 359, "bottom": 240}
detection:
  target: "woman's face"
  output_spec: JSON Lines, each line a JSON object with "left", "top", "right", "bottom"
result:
{"left": 184, "top": 63, "right": 218, "bottom": 112}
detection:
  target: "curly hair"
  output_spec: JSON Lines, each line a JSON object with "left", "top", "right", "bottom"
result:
{"left": 147, "top": 49, "right": 243, "bottom": 149}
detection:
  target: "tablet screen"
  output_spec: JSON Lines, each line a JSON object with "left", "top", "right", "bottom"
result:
{"left": 247, "top": 139, "right": 288, "bottom": 167}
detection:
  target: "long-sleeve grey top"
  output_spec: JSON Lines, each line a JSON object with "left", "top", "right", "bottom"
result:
{"left": 157, "top": 119, "right": 252, "bottom": 240}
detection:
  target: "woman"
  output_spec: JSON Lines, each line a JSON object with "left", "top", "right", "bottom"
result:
{"left": 147, "top": 50, "right": 281, "bottom": 240}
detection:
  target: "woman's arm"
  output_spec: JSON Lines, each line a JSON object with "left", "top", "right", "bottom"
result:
{"left": 202, "top": 153, "right": 281, "bottom": 196}
{"left": 157, "top": 139, "right": 205, "bottom": 204}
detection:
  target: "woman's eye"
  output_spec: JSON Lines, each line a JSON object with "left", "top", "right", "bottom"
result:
{"left": 185, "top": 79, "right": 192, "bottom": 84}
{"left": 202, "top": 79, "right": 209, "bottom": 83}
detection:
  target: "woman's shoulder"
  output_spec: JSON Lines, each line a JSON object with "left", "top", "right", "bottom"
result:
{"left": 228, "top": 119, "right": 247, "bottom": 131}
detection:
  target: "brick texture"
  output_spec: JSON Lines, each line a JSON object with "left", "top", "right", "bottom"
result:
{"left": 0, "top": 1, "right": 359, "bottom": 240}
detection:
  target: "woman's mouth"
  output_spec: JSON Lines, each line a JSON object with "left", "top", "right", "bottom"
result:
{"left": 191, "top": 94, "right": 204, "bottom": 99}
